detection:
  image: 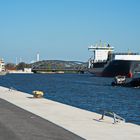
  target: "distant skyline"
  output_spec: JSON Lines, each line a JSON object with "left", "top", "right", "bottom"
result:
{"left": 0, "top": 0, "right": 140, "bottom": 63}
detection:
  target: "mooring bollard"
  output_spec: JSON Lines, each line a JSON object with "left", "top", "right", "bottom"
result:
{"left": 32, "top": 91, "right": 44, "bottom": 98}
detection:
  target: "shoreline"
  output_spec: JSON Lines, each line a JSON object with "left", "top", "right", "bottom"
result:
{"left": 0, "top": 86, "right": 139, "bottom": 140}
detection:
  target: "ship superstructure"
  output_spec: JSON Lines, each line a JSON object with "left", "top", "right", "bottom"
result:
{"left": 88, "top": 43, "right": 114, "bottom": 68}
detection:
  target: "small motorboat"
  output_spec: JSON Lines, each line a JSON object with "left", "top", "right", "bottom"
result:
{"left": 111, "top": 76, "right": 140, "bottom": 88}
{"left": 111, "top": 75, "right": 126, "bottom": 86}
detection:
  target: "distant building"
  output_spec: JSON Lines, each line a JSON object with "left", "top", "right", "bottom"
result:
{"left": 0, "top": 58, "right": 5, "bottom": 72}
{"left": 24, "top": 68, "right": 32, "bottom": 73}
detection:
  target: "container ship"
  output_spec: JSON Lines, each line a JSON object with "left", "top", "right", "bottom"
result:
{"left": 88, "top": 42, "right": 140, "bottom": 78}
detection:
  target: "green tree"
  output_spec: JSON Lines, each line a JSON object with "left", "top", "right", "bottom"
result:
{"left": 16, "top": 62, "right": 31, "bottom": 70}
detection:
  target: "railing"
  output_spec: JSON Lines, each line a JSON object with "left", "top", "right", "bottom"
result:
{"left": 99, "top": 111, "right": 125, "bottom": 124}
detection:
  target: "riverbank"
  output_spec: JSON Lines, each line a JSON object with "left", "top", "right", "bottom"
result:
{"left": 0, "top": 86, "right": 139, "bottom": 140}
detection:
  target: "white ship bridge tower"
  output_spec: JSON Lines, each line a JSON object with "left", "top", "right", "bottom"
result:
{"left": 88, "top": 42, "right": 114, "bottom": 68}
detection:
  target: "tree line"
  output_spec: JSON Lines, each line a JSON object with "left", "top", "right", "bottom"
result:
{"left": 5, "top": 62, "right": 31, "bottom": 71}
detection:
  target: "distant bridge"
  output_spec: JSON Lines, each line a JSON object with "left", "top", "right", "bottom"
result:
{"left": 31, "top": 61, "right": 88, "bottom": 74}
{"left": 32, "top": 68, "right": 87, "bottom": 74}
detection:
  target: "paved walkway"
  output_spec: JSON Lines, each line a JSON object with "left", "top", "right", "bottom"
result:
{"left": 0, "top": 98, "right": 84, "bottom": 140}
{"left": 0, "top": 86, "right": 140, "bottom": 140}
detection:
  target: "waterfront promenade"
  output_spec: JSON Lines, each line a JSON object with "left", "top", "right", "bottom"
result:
{"left": 0, "top": 86, "right": 139, "bottom": 140}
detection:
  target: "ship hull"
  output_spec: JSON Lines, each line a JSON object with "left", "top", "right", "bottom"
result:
{"left": 88, "top": 60, "right": 140, "bottom": 78}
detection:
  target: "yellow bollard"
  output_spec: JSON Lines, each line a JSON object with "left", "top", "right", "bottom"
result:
{"left": 32, "top": 91, "right": 44, "bottom": 98}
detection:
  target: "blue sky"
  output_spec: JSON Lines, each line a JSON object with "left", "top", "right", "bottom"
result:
{"left": 0, "top": 0, "right": 140, "bottom": 63}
